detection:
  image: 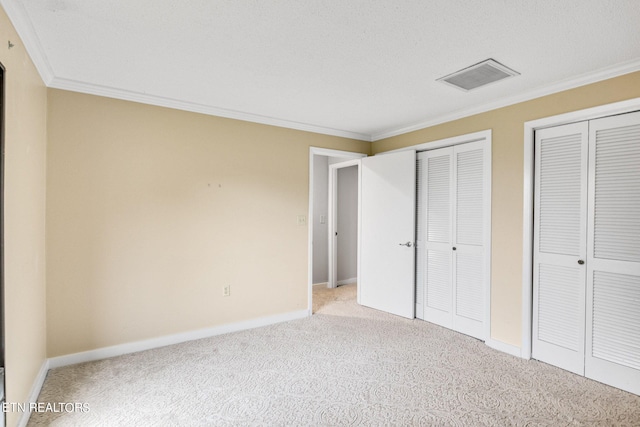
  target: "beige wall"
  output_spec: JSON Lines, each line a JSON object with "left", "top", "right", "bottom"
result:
{"left": 46, "top": 89, "right": 369, "bottom": 357}
{"left": 0, "top": 6, "right": 48, "bottom": 427}
{"left": 373, "top": 71, "right": 640, "bottom": 347}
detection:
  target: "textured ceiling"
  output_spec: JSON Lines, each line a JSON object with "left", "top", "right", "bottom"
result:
{"left": 5, "top": 0, "right": 640, "bottom": 141}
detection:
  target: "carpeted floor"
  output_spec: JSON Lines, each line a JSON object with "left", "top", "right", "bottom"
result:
{"left": 29, "top": 283, "right": 640, "bottom": 426}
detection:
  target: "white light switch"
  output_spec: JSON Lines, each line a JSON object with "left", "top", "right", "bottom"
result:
{"left": 320, "top": 215, "right": 326, "bottom": 224}
{"left": 297, "top": 215, "right": 307, "bottom": 226}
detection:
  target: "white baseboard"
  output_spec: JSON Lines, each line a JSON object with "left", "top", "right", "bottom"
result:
{"left": 337, "top": 277, "right": 357, "bottom": 286}
{"left": 48, "top": 309, "right": 309, "bottom": 369}
{"left": 312, "top": 282, "right": 328, "bottom": 287}
{"left": 485, "top": 338, "right": 523, "bottom": 358}
{"left": 17, "top": 359, "right": 50, "bottom": 427}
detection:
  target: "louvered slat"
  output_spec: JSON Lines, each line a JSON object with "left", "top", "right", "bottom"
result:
{"left": 456, "top": 149, "right": 483, "bottom": 246}
{"left": 592, "top": 271, "right": 640, "bottom": 370}
{"left": 427, "top": 155, "right": 450, "bottom": 243}
{"left": 539, "top": 133, "right": 583, "bottom": 256}
{"left": 593, "top": 123, "right": 640, "bottom": 263}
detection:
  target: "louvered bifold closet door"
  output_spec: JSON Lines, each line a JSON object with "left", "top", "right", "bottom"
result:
{"left": 420, "top": 147, "right": 454, "bottom": 328}
{"left": 452, "top": 141, "right": 486, "bottom": 340}
{"left": 585, "top": 111, "right": 640, "bottom": 395}
{"left": 532, "top": 122, "right": 588, "bottom": 375}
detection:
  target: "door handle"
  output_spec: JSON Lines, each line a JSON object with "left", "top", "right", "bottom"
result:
{"left": 399, "top": 242, "right": 413, "bottom": 247}
{"left": 578, "top": 259, "right": 585, "bottom": 265}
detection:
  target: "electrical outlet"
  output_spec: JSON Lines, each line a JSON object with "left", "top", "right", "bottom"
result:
{"left": 223, "top": 285, "right": 230, "bottom": 297}
{"left": 297, "top": 215, "right": 307, "bottom": 226}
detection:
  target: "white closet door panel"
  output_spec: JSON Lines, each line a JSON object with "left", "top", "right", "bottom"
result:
{"left": 455, "top": 148, "right": 484, "bottom": 246}
{"left": 452, "top": 141, "right": 486, "bottom": 339}
{"left": 426, "top": 153, "right": 451, "bottom": 243}
{"left": 538, "top": 133, "right": 584, "bottom": 256}
{"left": 455, "top": 252, "right": 484, "bottom": 322}
{"left": 421, "top": 148, "right": 454, "bottom": 328}
{"left": 424, "top": 249, "right": 452, "bottom": 326}
{"left": 591, "top": 119, "right": 640, "bottom": 263}
{"left": 537, "top": 263, "right": 583, "bottom": 350}
{"left": 586, "top": 111, "right": 640, "bottom": 395}
{"left": 533, "top": 122, "right": 588, "bottom": 375}
{"left": 454, "top": 249, "right": 484, "bottom": 339}
{"left": 591, "top": 271, "right": 640, "bottom": 370}
{"left": 586, "top": 268, "right": 640, "bottom": 394}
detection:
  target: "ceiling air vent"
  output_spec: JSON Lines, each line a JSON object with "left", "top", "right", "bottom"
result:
{"left": 437, "top": 59, "right": 519, "bottom": 91}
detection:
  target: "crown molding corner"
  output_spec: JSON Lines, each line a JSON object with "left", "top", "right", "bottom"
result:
{"left": 1, "top": 0, "right": 55, "bottom": 84}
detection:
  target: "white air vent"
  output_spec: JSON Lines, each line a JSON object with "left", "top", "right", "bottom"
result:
{"left": 437, "top": 59, "right": 519, "bottom": 91}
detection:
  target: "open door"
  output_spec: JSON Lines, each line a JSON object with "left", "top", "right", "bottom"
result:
{"left": 359, "top": 150, "right": 416, "bottom": 318}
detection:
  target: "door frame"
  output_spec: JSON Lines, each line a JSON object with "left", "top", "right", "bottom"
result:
{"left": 521, "top": 96, "right": 640, "bottom": 359}
{"left": 308, "top": 148, "right": 367, "bottom": 315}
{"left": 379, "top": 129, "right": 492, "bottom": 343}
{"left": 0, "top": 61, "right": 5, "bottom": 427}
{"left": 328, "top": 159, "right": 361, "bottom": 289}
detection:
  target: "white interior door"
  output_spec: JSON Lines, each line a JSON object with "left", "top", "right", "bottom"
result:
{"left": 585, "top": 111, "right": 640, "bottom": 395}
{"left": 359, "top": 150, "right": 416, "bottom": 318}
{"left": 532, "top": 122, "right": 588, "bottom": 375}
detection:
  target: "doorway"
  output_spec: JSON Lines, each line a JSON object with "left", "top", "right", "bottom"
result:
{"left": 308, "top": 148, "right": 366, "bottom": 314}
{"left": 328, "top": 161, "right": 359, "bottom": 290}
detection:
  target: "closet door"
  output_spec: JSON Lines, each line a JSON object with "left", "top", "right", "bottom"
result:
{"left": 418, "top": 141, "right": 488, "bottom": 339}
{"left": 532, "top": 122, "right": 589, "bottom": 375}
{"left": 585, "top": 111, "right": 640, "bottom": 395}
{"left": 421, "top": 147, "right": 454, "bottom": 328}
{"left": 452, "top": 141, "right": 486, "bottom": 340}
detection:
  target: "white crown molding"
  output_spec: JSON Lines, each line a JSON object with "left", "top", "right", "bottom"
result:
{"left": 372, "top": 58, "right": 640, "bottom": 141}
{"left": 0, "top": 0, "right": 54, "bottom": 84}
{"left": 48, "top": 77, "right": 373, "bottom": 142}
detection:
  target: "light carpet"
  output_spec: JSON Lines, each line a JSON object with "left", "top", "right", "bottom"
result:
{"left": 29, "top": 284, "right": 640, "bottom": 426}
